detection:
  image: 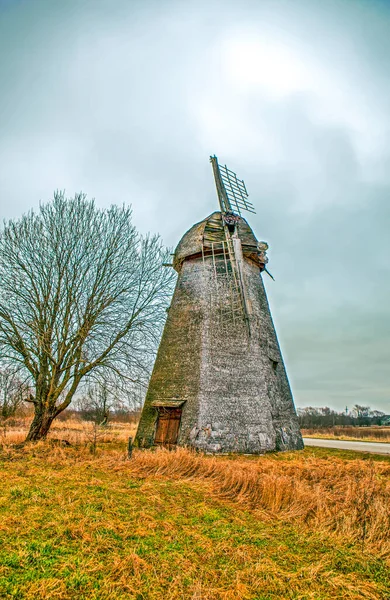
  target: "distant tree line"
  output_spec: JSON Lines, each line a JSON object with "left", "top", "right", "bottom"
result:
{"left": 297, "top": 405, "right": 389, "bottom": 429}
{"left": 0, "top": 364, "right": 143, "bottom": 425}
{"left": 74, "top": 378, "right": 144, "bottom": 425}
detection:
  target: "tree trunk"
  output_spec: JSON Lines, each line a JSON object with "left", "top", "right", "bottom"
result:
{"left": 25, "top": 406, "right": 56, "bottom": 441}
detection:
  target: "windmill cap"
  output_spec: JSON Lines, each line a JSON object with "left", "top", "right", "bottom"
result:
{"left": 173, "top": 211, "right": 263, "bottom": 272}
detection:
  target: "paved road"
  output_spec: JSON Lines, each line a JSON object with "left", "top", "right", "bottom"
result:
{"left": 303, "top": 437, "right": 390, "bottom": 455}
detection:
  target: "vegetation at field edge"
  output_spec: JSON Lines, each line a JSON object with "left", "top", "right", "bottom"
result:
{"left": 0, "top": 432, "right": 389, "bottom": 599}
{"left": 301, "top": 426, "right": 390, "bottom": 443}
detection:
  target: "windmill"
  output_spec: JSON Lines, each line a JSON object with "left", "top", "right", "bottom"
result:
{"left": 135, "top": 156, "right": 303, "bottom": 453}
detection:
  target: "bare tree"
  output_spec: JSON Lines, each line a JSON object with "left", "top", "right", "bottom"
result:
{"left": 0, "top": 365, "right": 28, "bottom": 420}
{"left": 0, "top": 192, "right": 175, "bottom": 441}
{"left": 77, "top": 382, "right": 114, "bottom": 425}
{"left": 77, "top": 375, "right": 145, "bottom": 424}
{"left": 352, "top": 405, "right": 371, "bottom": 425}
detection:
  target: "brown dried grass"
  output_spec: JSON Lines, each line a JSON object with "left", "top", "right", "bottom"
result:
{"left": 0, "top": 417, "right": 137, "bottom": 445}
{"left": 121, "top": 446, "right": 390, "bottom": 557}
{"left": 2, "top": 420, "right": 390, "bottom": 558}
{"left": 1, "top": 425, "right": 390, "bottom": 599}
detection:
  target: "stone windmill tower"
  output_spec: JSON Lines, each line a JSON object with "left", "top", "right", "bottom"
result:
{"left": 135, "top": 156, "right": 303, "bottom": 453}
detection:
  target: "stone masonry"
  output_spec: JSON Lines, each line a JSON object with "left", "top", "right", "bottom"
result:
{"left": 135, "top": 212, "right": 304, "bottom": 453}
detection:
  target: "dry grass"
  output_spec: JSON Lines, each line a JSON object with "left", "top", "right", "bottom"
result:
{"left": 302, "top": 426, "right": 390, "bottom": 443}
{"left": 123, "top": 446, "right": 390, "bottom": 556}
{"left": 0, "top": 421, "right": 390, "bottom": 599}
{"left": 0, "top": 417, "right": 137, "bottom": 446}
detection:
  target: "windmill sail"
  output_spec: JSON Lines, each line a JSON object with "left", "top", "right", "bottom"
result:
{"left": 209, "top": 155, "right": 254, "bottom": 333}
{"left": 210, "top": 155, "right": 255, "bottom": 215}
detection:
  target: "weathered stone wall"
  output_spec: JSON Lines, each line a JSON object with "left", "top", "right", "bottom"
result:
{"left": 134, "top": 258, "right": 205, "bottom": 447}
{"left": 188, "top": 257, "right": 303, "bottom": 453}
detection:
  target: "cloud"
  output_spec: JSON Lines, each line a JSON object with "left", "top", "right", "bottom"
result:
{"left": 0, "top": 0, "right": 389, "bottom": 411}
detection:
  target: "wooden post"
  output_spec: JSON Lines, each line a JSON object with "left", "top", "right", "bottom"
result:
{"left": 127, "top": 437, "right": 133, "bottom": 459}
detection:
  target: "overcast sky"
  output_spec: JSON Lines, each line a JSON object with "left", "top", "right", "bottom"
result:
{"left": 1, "top": 0, "right": 389, "bottom": 412}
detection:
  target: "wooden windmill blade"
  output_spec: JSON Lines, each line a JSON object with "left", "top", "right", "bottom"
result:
{"left": 210, "top": 155, "right": 230, "bottom": 213}
{"left": 210, "top": 155, "right": 256, "bottom": 216}
{"left": 210, "top": 155, "right": 256, "bottom": 333}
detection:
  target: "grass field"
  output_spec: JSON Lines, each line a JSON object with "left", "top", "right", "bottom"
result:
{"left": 1, "top": 421, "right": 389, "bottom": 599}
{"left": 301, "top": 426, "right": 390, "bottom": 443}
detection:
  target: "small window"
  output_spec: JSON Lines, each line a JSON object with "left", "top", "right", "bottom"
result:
{"left": 270, "top": 359, "right": 278, "bottom": 372}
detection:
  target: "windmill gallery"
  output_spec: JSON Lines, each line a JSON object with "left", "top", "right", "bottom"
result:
{"left": 135, "top": 156, "right": 303, "bottom": 453}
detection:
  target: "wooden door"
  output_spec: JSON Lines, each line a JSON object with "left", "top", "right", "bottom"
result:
{"left": 154, "top": 408, "right": 182, "bottom": 445}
